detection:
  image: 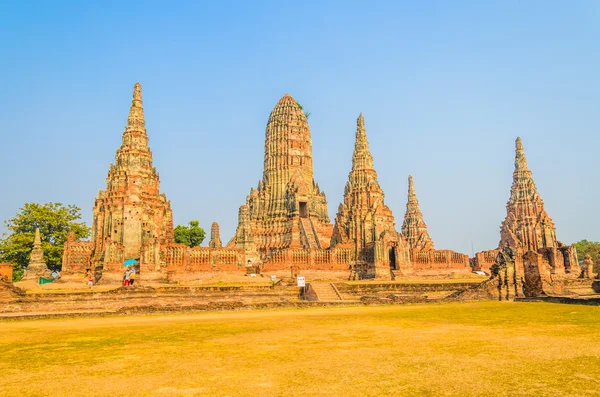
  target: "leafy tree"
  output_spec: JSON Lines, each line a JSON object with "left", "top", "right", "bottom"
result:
{"left": 174, "top": 220, "right": 206, "bottom": 247}
{"left": 0, "top": 203, "right": 91, "bottom": 281}
{"left": 573, "top": 240, "right": 600, "bottom": 272}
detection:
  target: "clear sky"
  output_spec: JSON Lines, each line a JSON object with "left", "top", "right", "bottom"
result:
{"left": 0, "top": 1, "right": 598, "bottom": 254}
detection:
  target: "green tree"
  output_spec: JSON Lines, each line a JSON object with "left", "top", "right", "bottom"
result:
{"left": 573, "top": 240, "right": 600, "bottom": 272}
{"left": 174, "top": 220, "right": 206, "bottom": 247}
{"left": 0, "top": 203, "right": 91, "bottom": 281}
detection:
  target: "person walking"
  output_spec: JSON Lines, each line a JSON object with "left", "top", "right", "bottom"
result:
{"left": 129, "top": 268, "right": 136, "bottom": 286}
{"left": 124, "top": 269, "right": 131, "bottom": 287}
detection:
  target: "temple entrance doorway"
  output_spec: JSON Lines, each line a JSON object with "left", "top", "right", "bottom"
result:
{"left": 299, "top": 202, "right": 308, "bottom": 218}
{"left": 389, "top": 247, "right": 397, "bottom": 270}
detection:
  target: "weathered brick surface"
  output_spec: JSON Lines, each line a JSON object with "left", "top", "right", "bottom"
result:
{"left": 0, "top": 263, "right": 13, "bottom": 282}
{"left": 330, "top": 114, "right": 407, "bottom": 279}
{"left": 473, "top": 138, "right": 580, "bottom": 278}
{"left": 230, "top": 94, "right": 332, "bottom": 252}
{"left": 23, "top": 228, "right": 52, "bottom": 280}
{"left": 402, "top": 176, "right": 434, "bottom": 251}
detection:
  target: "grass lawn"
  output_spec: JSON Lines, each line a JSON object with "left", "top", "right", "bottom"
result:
{"left": 1, "top": 302, "right": 599, "bottom": 396}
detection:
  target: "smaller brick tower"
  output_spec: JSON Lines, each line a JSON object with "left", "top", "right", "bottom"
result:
{"left": 499, "top": 137, "right": 558, "bottom": 251}
{"left": 208, "top": 222, "right": 222, "bottom": 248}
{"left": 331, "top": 114, "right": 406, "bottom": 278}
{"left": 401, "top": 176, "right": 434, "bottom": 251}
{"left": 24, "top": 228, "right": 51, "bottom": 280}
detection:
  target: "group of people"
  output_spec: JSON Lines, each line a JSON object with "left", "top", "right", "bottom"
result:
{"left": 82, "top": 266, "right": 138, "bottom": 289}
{"left": 123, "top": 267, "right": 136, "bottom": 287}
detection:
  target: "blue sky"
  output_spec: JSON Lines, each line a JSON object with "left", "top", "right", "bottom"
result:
{"left": 0, "top": 1, "right": 598, "bottom": 254}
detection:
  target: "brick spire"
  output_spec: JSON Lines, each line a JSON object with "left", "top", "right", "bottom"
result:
{"left": 331, "top": 114, "right": 396, "bottom": 250}
{"left": 127, "top": 82, "right": 145, "bottom": 132}
{"left": 117, "top": 82, "right": 151, "bottom": 167}
{"left": 401, "top": 176, "right": 434, "bottom": 251}
{"left": 515, "top": 136, "right": 528, "bottom": 171}
{"left": 89, "top": 82, "right": 174, "bottom": 269}
{"left": 499, "top": 137, "right": 558, "bottom": 250}
{"left": 351, "top": 113, "right": 375, "bottom": 172}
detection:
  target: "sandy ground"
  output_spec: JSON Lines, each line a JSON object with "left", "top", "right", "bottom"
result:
{"left": 0, "top": 301, "right": 599, "bottom": 397}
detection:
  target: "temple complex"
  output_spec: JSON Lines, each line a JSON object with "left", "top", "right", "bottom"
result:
{"left": 24, "top": 228, "right": 52, "bottom": 280}
{"left": 473, "top": 137, "right": 577, "bottom": 276}
{"left": 330, "top": 114, "right": 408, "bottom": 277}
{"left": 401, "top": 176, "right": 434, "bottom": 251}
{"left": 60, "top": 85, "right": 575, "bottom": 283}
{"left": 232, "top": 94, "right": 332, "bottom": 253}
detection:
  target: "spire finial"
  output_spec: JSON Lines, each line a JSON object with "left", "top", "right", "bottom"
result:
{"left": 408, "top": 175, "right": 416, "bottom": 201}
{"left": 127, "top": 82, "right": 145, "bottom": 131}
{"left": 33, "top": 228, "right": 41, "bottom": 247}
{"left": 515, "top": 137, "right": 528, "bottom": 171}
{"left": 133, "top": 82, "right": 142, "bottom": 102}
{"left": 351, "top": 113, "right": 374, "bottom": 171}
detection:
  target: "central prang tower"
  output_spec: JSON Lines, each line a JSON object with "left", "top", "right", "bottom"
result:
{"left": 233, "top": 94, "right": 331, "bottom": 252}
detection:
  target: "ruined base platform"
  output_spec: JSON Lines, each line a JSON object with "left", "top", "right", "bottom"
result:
{"left": 3, "top": 274, "right": 599, "bottom": 319}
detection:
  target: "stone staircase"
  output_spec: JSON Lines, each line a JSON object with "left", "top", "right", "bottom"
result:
{"left": 300, "top": 218, "right": 321, "bottom": 249}
{"left": 310, "top": 282, "right": 343, "bottom": 301}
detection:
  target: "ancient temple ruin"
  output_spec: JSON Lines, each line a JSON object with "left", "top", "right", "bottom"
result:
{"left": 232, "top": 94, "right": 332, "bottom": 252}
{"left": 62, "top": 83, "right": 174, "bottom": 276}
{"left": 61, "top": 85, "right": 575, "bottom": 283}
{"left": 330, "top": 114, "right": 408, "bottom": 278}
{"left": 208, "top": 222, "right": 222, "bottom": 248}
{"left": 24, "top": 228, "right": 52, "bottom": 280}
{"left": 91, "top": 82, "right": 174, "bottom": 274}
{"left": 473, "top": 137, "right": 577, "bottom": 289}
{"left": 499, "top": 137, "right": 558, "bottom": 251}
{"left": 401, "top": 176, "right": 434, "bottom": 252}
{"left": 63, "top": 83, "right": 249, "bottom": 280}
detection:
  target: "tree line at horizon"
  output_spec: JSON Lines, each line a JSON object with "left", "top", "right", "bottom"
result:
{"left": 0, "top": 202, "right": 596, "bottom": 282}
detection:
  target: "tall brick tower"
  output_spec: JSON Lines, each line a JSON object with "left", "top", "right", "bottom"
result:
{"left": 331, "top": 114, "right": 406, "bottom": 277}
{"left": 90, "top": 83, "right": 174, "bottom": 271}
{"left": 331, "top": 114, "right": 396, "bottom": 250}
{"left": 401, "top": 176, "right": 434, "bottom": 251}
{"left": 499, "top": 137, "right": 558, "bottom": 250}
{"left": 237, "top": 94, "right": 331, "bottom": 252}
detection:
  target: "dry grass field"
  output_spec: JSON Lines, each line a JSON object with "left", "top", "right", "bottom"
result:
{"left": 1, "top": 302, "right": 599, "bottom": 397}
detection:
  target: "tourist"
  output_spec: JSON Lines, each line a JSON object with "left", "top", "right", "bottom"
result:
{"left": 123, "top": 270, "right": 130, "bottom": 287}
{"left": 125, "top": 269, "right": 131, "bottom": 287}
{"left": 87, "top": 275, "right": 93, "bottom": 289}
{"left": 129, "top": 268, "right": 136, "bottom": 286}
